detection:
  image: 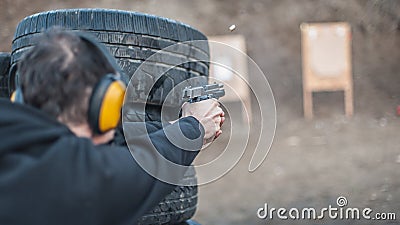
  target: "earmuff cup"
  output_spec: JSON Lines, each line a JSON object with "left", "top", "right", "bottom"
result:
{"left": 88, "top": 74, "right": 126, "bottom": 134}
{"left": 10, "top": 88, "right": 24, "bottom": 104}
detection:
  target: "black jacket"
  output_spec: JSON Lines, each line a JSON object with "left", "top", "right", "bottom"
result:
{"left": 0, "top": 99, "right": 203, "bottom": 225}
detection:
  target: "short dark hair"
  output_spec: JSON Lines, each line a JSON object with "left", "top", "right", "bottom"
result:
{"left": 18, "top": 28, "right": 117, "bottom": 124}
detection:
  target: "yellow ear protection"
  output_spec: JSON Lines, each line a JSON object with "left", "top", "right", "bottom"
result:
{"left": 88, "top": 74, "right": 126, "bottom": 134}
{"left": 10, "top": 64, "right": 24, "bottom": 104}
{"left": 11, "top": 31, "right": 127, "bottom": 134}
{"left": 79, "top": 33, "right": 127, "bottom": 134}
{"left": 10, "top": 88, "right": 24, "bottom": 104}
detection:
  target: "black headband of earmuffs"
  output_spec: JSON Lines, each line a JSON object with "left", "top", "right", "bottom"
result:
{"left": 75, "top": 32, "right": 128, "bottom": 84}
{"left": 10, "top": 31, "right": 128, "bottom": 95}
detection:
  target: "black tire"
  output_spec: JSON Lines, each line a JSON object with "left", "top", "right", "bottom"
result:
{"left": 138, "top": 167, "right": 197, "bottom": 225}
{"left": 0, "top": 53, "right": 11, "bottom": 98}
{"left": 11, "top": 9, "right": 208, "bottom": 225}
{"left": 11, "top": 9, "right": 209, "bottom": 109}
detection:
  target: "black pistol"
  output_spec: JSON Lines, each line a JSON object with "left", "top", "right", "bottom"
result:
{"left": 182, "top": 83, "right": 225, "bottom": 103}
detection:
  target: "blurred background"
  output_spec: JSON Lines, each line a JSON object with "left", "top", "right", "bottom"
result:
{"left": 1, "top": 0, "right": 399, "bottom": 224}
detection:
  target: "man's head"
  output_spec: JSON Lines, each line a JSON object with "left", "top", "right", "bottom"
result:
{"left": 17, "top": 29, "right": 123, "bottom": 143}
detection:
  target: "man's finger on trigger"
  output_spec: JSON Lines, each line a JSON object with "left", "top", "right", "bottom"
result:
{"left": 212, "top": 107, "right": 224, "bottom": 116}
{"left": 211, "top": 99, "right": 219, "bottom": 107}
{"left": 211, "top": 111, "right": 223, "bottom": 119}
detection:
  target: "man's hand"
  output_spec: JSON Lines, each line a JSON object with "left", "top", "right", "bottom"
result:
{"left": 181, "top": 99, "right": 225, "bottom": 144}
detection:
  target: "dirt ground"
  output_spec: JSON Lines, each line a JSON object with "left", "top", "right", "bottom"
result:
{"left": 1, "top": 0, "right": 399, "bottom": 224}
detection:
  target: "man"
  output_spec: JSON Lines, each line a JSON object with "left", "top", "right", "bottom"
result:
{"left": 0, "top": 29, "right": 224, "bottom": 224}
